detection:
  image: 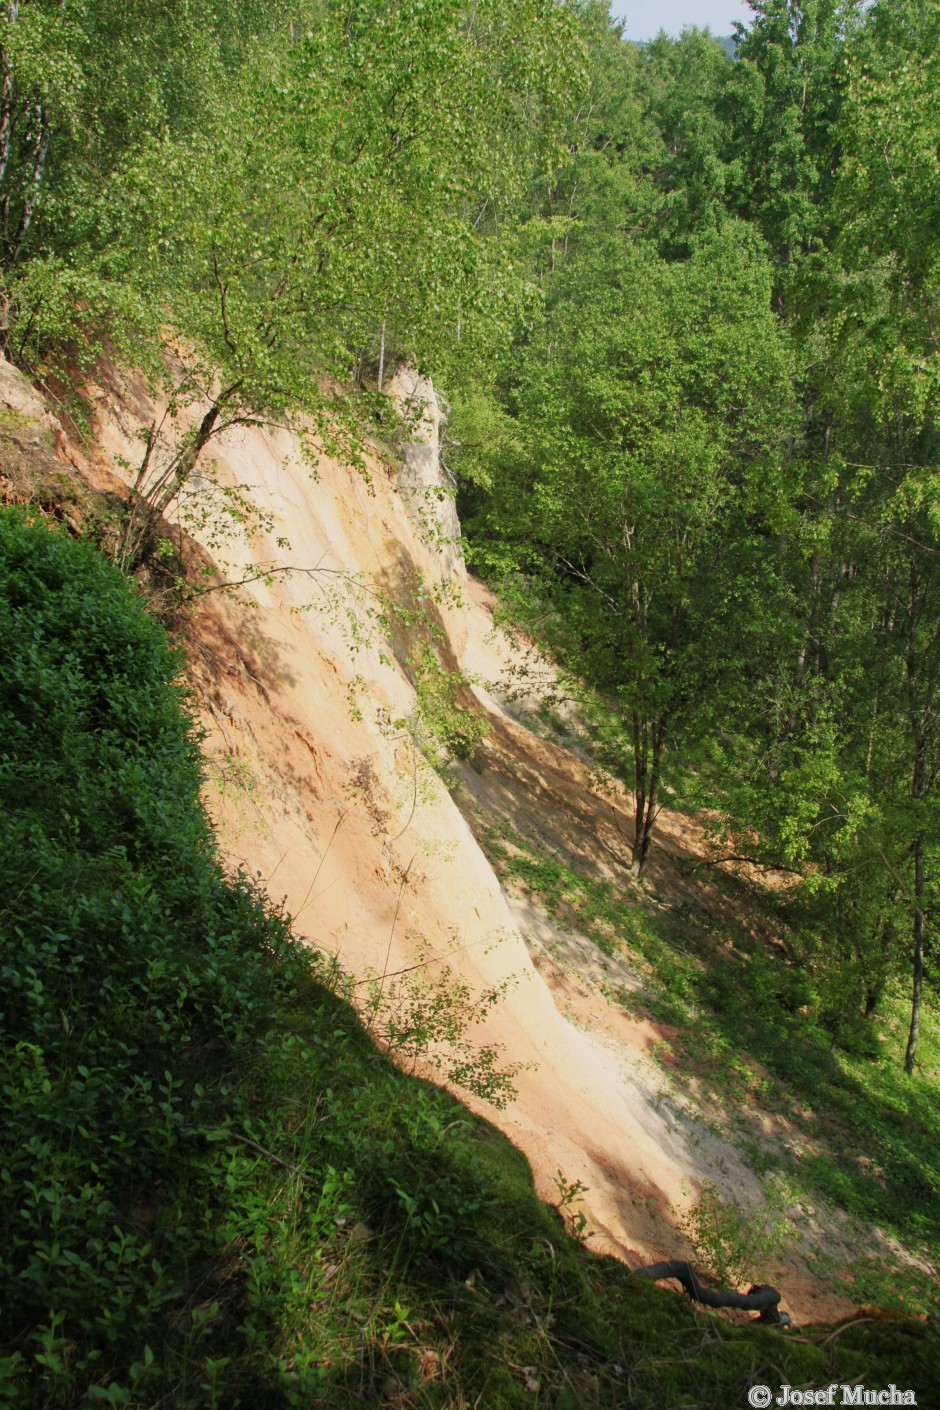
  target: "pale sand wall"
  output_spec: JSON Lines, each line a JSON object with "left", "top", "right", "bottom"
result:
{"left": 70, "top": 366, "right": 858, "bottom": 1323}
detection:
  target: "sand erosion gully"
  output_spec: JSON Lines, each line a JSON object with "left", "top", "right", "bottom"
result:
{"left": 6, "top": 355, "right": 887, "bottom": 1326}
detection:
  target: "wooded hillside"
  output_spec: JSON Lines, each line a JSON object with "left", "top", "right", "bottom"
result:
{"left": 2, "top": 1, "right": 939, "bottom": 1403}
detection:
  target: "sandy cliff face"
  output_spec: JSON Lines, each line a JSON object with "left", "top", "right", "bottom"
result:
{"left": 3, "top": 356, "right": 856, "bottom": 1323}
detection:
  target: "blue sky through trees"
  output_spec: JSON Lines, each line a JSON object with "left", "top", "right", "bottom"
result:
{"left": 609, "top": 0, "right": 751, "bottom": 41}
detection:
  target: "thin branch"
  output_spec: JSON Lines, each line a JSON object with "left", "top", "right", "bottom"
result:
{"left": 686, "top": 852, "right": 805, "bottom": 879}
{"left": 186, "top": 1126, "right": 304, "bottom": 1176}
{"left": 295, "top": 811, "right": 348, "bottom": 922}
{"left": 369, "top": 855, "right": 416, "bottom": 1027}
{"left": 211, "top": 246, "right": 239, "bottom": 358}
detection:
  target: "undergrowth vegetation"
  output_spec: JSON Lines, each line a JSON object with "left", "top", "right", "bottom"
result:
{"left": 2, "top": 512, "right": 937, "bottom": 1406}
{"left": 679, "top": 1180, "right": 796, "bottom": 1295}
{"left": 481, "top": 824, "right": 940, "bottom": 1318}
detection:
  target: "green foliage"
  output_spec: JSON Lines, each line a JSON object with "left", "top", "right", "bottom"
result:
{"left": 640, "top": 26, "right": 737, "bottom": 249}
{"left": 461, "top": 223, "right": 792, "bottom": 873}
{"left": 3, "top": 0, "right": 940, "bottom": 1389}
{"left": 680, "top": 1180, "right": 794, "bottom": 1291}
{"left": 446, "top": 0, "right": 940, "bottom": 1076}
{"left": 721, "top": 0, "right": 857, "bottom": 262}
{"left": 2, "top": 0, "right": 583, "bottom": 496}
{"left": 0, "top": 509, "right": 524, "bottom": 1398}
{"left": 552, "top": 1170, "right": 592, "bottom": 1243}
{"left": 0, "top": 0, "right": 295, "bottom": 373}
{"left": 7, "top": 506, "right": 932, "bottom": 1404}
{"left": 406, "top": 643, "right": 489, "bottom": 782}
{"left": 359, "top": 935, "right": 521, "bottom": 1110}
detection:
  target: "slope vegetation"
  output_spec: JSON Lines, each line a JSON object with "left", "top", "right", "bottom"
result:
{"left": 0, "top": 363, "right": 937, "bottom": 1406}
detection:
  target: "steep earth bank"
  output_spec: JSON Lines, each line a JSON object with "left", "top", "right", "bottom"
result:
{"left": 4, "top": 356, "right": 859, "bottom": 1323}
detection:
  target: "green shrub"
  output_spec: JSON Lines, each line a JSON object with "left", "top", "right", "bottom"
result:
{"left": 0, "top": 509, "right": 305, "bottom": 1400}
{"left": 405, "top": 643, "right": 489, "bottom": 783}
{"left": 679, "top": 1180, "right": 794, "bottom": 1291}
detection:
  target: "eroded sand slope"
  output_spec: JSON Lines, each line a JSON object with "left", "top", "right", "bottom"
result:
{"left": 37, "top": 361, "right": 858, "bottom": 1322}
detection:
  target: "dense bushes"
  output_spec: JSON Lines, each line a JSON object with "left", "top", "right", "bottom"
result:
{"left": 0, "top": 508, "right": 300, "bottom": 1398}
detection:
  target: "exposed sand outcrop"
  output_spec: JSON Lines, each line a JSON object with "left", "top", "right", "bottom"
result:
{"left": 5, "top": 355, "right": 861, "bottom": 1323}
